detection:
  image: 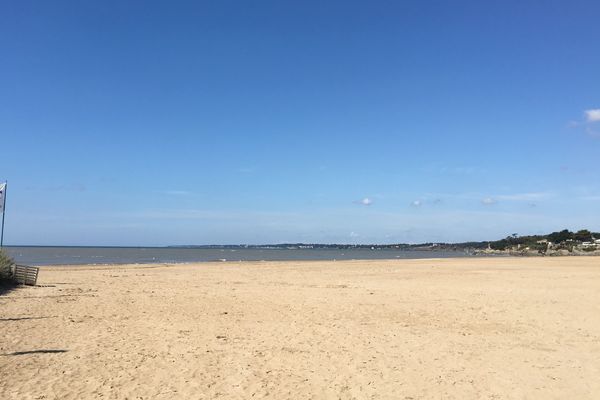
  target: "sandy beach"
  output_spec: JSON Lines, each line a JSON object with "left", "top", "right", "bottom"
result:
{"left": 1, "top": 257, "right": 600, "bottom": 399}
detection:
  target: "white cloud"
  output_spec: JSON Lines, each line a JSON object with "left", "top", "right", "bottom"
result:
{"left": 411, "top": 200, "right": 422, "bottom": 207}
{"left": 358, "top": 198, "right": 372, "bottom": 206}
{"left": 481, "top": 197, "right": 497, "bottom": 205}
{"left": 572, "top": 109, "right": 600, "bottom": 138}
{"left": 585, "top": 109, "right": 600, "bottom": 122}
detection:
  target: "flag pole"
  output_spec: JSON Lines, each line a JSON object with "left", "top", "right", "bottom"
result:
{"left": 0, "top": 181, "right": 6, "bottom": 248}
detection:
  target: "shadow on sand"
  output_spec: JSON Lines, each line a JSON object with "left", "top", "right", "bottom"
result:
{"left": 0, "top": 316, "right": 57, "bottom": 322}
{"left": 1, "top": 349, "right": 68, "bottom": 356}
{"left": 0, "top": 280, "right": 18, "bottom": 296}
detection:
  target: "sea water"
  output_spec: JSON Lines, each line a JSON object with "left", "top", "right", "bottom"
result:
{"left": 4, "top": 246, "right": 475, "bottom": 266}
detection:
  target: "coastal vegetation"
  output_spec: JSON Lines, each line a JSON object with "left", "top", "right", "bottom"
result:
{"left": 484, "top": 229, "right": 599, "bottom": 254}
{"left": 0, "top": 248, "right": 13, "bottom": 280}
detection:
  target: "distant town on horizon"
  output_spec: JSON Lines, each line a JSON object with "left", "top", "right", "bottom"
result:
{"left": 166, "top": 228, "right": 600, "bottom": 253}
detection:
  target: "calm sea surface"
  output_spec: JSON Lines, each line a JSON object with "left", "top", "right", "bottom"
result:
{"left": 4, "top": 246, "right": 475, "bottom": 266}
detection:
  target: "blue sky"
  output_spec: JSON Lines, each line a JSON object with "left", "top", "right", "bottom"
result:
{"left": 1, "top": 0, "right": 599, "bottom": 246}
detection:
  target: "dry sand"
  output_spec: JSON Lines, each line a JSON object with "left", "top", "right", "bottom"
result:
{"left": 1, "top": 257, "right": 600, "bottom": 399}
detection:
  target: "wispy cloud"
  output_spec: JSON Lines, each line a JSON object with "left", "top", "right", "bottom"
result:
{"left": 480, "top": 192, "right": 551, "bottom": 205}
{"left": 495, "top": 192, "right": 552, "bottom": 201}
{"left": 422, "top": 191, "right": 553, "bottom": 204}
{"left": 409, "top": 198, "right": 441, "bottom": 207}
{"left": 16, "top": 205, "right": 600, "bottom": 246}
{"left": 117, "top": 209, "right": 301, "bottom": 221}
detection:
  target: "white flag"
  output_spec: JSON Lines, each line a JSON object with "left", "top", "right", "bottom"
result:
{"left": 0, "top": 183, "right": 5, "bottom": 213}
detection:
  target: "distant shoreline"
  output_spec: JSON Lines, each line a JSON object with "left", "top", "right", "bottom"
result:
{"left": 5, "top": 229, "right": 600, "bottom": 266}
